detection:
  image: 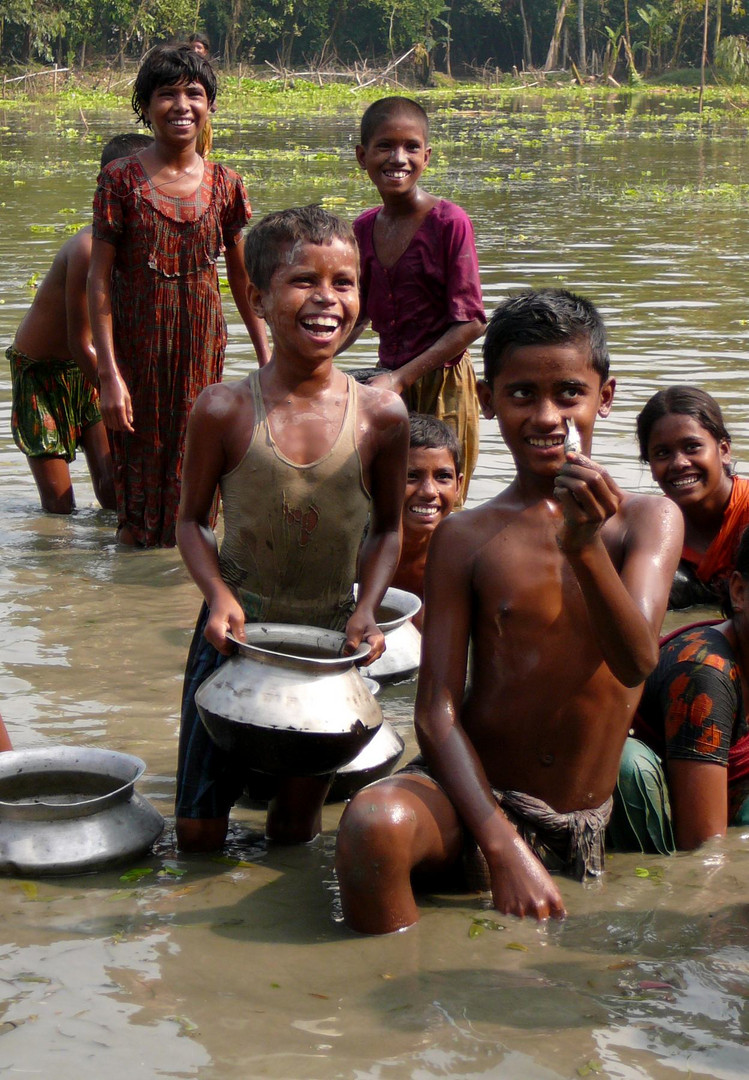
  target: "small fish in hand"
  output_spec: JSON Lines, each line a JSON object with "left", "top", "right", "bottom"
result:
{"left": 564, "top": 418, "right": 581, "bottom": 455}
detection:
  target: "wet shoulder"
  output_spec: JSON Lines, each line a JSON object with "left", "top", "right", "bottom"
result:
{"left": 435, "top": 498, "right": 505, "bottom": 552}
{"left": 355, "top": 380, "right": 409, "bottom": 432}
{"left": 614, "top": 488, "right": 682, "bottom": 544}
{"left": 192, "top": 375, "right": 254, "bottom": 427}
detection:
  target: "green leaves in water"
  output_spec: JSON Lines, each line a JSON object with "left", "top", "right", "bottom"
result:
{"left": 119, "top": 867, "right": 154, "bottom": 883}
{"left": 634, "top": 866, "right": 664, "bottom": 882}
{"left": 468, "top": 916, "right": 505, "bottom": 938}
{"left": 577, "top": 1061, "right": 603, "bottom": 1076}
{"left": 118, "top": 863, "right": 188, "bottom": 884}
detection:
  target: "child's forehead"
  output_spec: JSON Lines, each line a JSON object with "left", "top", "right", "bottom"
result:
{"left": 493, "top": 341, "right": 600, "bottom": 385}
{"left": 408, "top": 445, "right": 456, "bottom": 471}
{"left": 277, "top": 237, "right": 358, "bottom": 269}
{"left": 367, "top": 111, "right": 428, "bottom": 142}
{"left": 151, "top": 77, "right": 205, "bottom": 93}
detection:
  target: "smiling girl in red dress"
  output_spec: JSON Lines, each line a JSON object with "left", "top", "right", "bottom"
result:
{"left": 88, "top": 45, "right": 269, "bottom": 548}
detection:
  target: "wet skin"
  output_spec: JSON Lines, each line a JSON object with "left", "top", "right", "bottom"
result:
{"left": 337, "top": 341, "right": 683, "bottom": 931}
{"left": 13, "top": 227, "right": 115, "bottom": 513}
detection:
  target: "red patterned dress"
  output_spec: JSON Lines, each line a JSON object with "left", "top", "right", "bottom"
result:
{"left": 92, "top": 157, "right": 251, "bottom": 547}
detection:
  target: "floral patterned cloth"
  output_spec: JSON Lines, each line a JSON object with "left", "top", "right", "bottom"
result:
{"left": 635, "top": 623, "right": 749, "bottom": 821}
{"left": 8, "top": 344, "right": 101, "bottom": 461}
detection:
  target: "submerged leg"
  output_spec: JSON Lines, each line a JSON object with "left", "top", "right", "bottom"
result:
{"left": 81, "top": 421, "right": 116, "bottom": 510}
{"left": 28, "top": 455, "right": 75, "bottom": 514}
{"left": 175, "top": 815, "right": 229, "bottom": 852}
{"left": 335, "top": 774, "right": 462, "bottom": 935}
{"left": 266, "top": 776, "right": 333, "bottom": 844}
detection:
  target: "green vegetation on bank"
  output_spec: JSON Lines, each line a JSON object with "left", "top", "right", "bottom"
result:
{"left": 4, "top": 73, "right": 749, "bottom": 118}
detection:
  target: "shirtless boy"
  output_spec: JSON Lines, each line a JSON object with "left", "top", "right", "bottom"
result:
{"left": 390, "top": 414, "right": 462, "bottom": 632}
{"left": 7, "top": 133, "right": 151, "bottom": 514}
{"left": 336, "top": 288, "right": 683, "bottom": 933}
{"left": 175, "top": 205, "right": 409, "bottom": 852}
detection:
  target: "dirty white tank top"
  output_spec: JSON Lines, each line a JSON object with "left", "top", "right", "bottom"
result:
{"left": 218, "top": 371, "right": 371, "bottom": 631}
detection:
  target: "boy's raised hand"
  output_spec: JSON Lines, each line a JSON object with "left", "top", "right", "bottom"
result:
{"left": 553, "top": 451, "right": 623, "bottom": 552}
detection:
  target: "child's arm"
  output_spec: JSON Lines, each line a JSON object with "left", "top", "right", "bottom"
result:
{"left": 415, "top": 518, "right": 566, "bottom": 920}
{"left": 667, "top": 760, "right": 728, "bottom": 849}
{"left": 369, "top": 319, "right": 484, "bottom": 395}
{"left": 554, "top": 455, "right": 684, "bottom": 686}
{"left": 345, "top": 391, "right": 409, "bottom": 662}
{"left": 224, "top": 239, "right": 271, "bottom": 367}
{"left": 65, "top": 230, "right": 98, "bottom": 385}
{"left": 336, "top": 317, "right": 370, "bottom": 357}
{"left": 176, "top": 386, "right": 246, "bottom": 655}
{"left": 87, "top": 237, "right": 134, "bottom": 433}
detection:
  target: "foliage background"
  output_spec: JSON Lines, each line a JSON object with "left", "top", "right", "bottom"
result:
{"left": 1, "top": 0, "right": 749, "bottom": 81}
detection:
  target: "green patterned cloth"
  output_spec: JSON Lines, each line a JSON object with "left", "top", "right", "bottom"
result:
{"left": 8, "top": 344, "right": 101, "bottom": 461}
{"left": 607, "top": 738, "right": 676, "bottom": 855}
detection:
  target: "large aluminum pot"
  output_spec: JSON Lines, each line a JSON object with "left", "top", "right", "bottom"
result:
{"left": 0, "top": 746, "right": 164, "bottom": 876}
{"left": 366, "top": 587, "right": 422, "bottom": 683}
{"left": 327, "top": 720, "right": 405, "bottom": 802}
{"left": 196, "top": 624, "right": 383, "bottom": 776}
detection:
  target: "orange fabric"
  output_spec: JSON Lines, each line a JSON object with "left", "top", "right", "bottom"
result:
{"left": 682, "top": 475, "right": 749, "bottom": 585}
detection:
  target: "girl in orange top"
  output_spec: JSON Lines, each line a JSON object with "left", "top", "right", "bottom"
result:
{"left": 637, "top": 386, "right": 749, "bottom": 608}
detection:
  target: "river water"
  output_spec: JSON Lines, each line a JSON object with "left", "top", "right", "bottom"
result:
{"left": 0, "top": 89, "right": 747, "bottom": 1079}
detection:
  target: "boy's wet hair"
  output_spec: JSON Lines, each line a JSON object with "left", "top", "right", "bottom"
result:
{"left": 132, "top": 44, "right": 217, "bottom": 125}
{"left": 245, "top": 204, "right": 358, "bottom": 292}
{"left": 636, "top": 385, "right": 732, "bottom": 466}
{"left": 100, "top": 133, "right": 153, "bottom": 168}
{"left": 360, "top": 96, "right": 429, "bottom": 146}
{"left": 482, "top": 289, "right": 610, "bottom": 385}
{"left": 409, "top": 413, "right": 461, "bottom": 473}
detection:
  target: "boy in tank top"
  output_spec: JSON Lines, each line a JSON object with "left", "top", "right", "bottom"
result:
{"left": 175, "top": 205, "right": 409, "bottom": 853}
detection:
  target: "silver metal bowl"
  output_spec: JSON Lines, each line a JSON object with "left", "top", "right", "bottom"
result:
{"left": 0, "top": 746, "right": 164, "bottom": 876}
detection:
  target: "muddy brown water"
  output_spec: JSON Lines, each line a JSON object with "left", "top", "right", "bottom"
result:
{"left": 0, "top": 93, "right": 747, "bottom": 1079}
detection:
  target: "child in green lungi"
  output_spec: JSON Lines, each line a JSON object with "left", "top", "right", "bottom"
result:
{"left": 347, "top": 96, "right": 486, "bottom": 503}
{"left": 7, "top": 133, "right": 152, "bottom": 514}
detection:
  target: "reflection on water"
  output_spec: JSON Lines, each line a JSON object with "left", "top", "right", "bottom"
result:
{"left": 0, "top": 93, "right": 748, "bottom": 1078}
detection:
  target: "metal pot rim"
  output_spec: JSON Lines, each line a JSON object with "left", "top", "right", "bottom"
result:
{"left": 0, "top": 746, "right": 146, "bottom": 819}
{"left": 227, "top": 624, "right": 371, "bottom": 671}
{"left": 355, "top": 585, "right": 422, "bottom": 633}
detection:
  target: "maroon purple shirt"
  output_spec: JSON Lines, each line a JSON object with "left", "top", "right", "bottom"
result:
{"left": 353, "top": 199, "right": 485, "bottom": 371}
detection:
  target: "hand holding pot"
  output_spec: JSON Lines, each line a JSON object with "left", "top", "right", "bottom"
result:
{"left": 204, "top": 587, "right": 247, "bottom": 656}
{"left": 343, "top": 606, "right": 385, "bottom": 665}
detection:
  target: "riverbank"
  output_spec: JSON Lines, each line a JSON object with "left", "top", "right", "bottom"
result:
{"left": 2, "top": 64, "right": 749, "bottom": 119}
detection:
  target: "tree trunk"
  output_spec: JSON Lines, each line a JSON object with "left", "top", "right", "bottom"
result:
{"left": 670, "top": 12, "right": 688, "bottom": 69}
{"left": 622, "top": 0, "right": 636, "bottom": 77}
{"left": 699, "top": 0, "right": 709, "bottom": 113}
{"left": 714, "top": 0, "right": 722, "bottom": 52}
{"left": 544, "top": 0, "right": 570, "bottom": 71}
{"left": 519, "top": 0, "right": 532, "bottom": 68}
{"left": 577, "top": 0, "right": 586, "bottom": 73}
